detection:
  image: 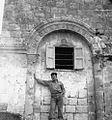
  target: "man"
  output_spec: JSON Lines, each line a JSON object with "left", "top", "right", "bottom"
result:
{"left": 34, "top": 72, "right": 65, "bottom": 120}
{"left": 93, "top": 29, "right": 106, "bottom": 54}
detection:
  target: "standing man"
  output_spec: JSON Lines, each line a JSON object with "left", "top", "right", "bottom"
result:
{"left": 93, "top": 29, "right": 106, "bottom": 54}
{"left": 34, "top": 72, "right": 65, "bottom": 120}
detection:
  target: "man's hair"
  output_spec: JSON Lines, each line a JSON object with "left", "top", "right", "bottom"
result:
{"left": 51, "top": 72, "right": 57, "bottom": 76}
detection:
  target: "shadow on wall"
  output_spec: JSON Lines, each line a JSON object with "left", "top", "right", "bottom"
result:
{"left": 109, "top": 0, "right": 112, "bottom": 3}
{"left": 0, "top": 112, "right": 22, "bottom": 120}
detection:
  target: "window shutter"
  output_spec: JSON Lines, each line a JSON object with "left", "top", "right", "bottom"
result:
{"left": 74, "top": 45, "right": 84, "bottom": 69}
{"left": 46, "top": 45, "right": 55, "bottom": 69}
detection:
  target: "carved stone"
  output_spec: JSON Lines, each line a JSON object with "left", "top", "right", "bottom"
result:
{"left": 27, "top": 19, "right": 96, "bottom": 54}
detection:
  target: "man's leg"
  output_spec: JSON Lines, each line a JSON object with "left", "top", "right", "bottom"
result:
{"left": 49, "top": 97, "right": 56, "bottom": 120}
{"left": 57, "top": 96, "right": 64, "bottom": 120}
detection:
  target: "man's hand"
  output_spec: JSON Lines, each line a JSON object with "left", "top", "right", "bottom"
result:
{"left": 33, "top": 74, "right": 48, "bottom": 86}
{"left": 34, "top": 73, "right": 37, "bottom": 80}
{"left": 34, "top": 73, "right": 40, "bottom": 83}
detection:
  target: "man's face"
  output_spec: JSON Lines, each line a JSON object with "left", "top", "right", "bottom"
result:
{"left": 51, "top": 74, "right": 57, "bottom": 81}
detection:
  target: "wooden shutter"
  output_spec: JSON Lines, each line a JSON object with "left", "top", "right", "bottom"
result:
{"left": 74, "top": 45, "right": 84, "bottom": 69}
{"left": 46, "top": 45, "right": 55, "bottom": 69}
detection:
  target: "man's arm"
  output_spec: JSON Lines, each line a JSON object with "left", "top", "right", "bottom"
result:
{"left": 60, "top": 82, "right": 65, "bottom": 96}
{"left": 34, "top": 73, "right": 49, "bottom": 86}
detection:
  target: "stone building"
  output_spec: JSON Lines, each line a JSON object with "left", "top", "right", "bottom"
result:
{"left": 0, "top": 0, "right": 112, "bottom": 120}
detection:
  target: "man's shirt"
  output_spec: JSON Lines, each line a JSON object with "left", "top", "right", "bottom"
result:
{"left": 37, "top": 79, "right": 65, "bottom": 97}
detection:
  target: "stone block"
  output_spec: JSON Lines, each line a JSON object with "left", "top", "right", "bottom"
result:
{"left": 88, "top": 102, "right": 95, "bottom": 113}
{"left": 33, "top": 103, "right": 41, "bottom": 113}
{"left": 1, "top": 31, "right": 11, "bottom": 38}
{"left": 95, "top": 77, "right": 103, "bottom": 91}
{"left": 67, "top": 98, "right": 77, "bottom": 105}
{"left": 74, "top": 113, "right": 88, "bottom": 120}
{"left": 78, "top": 29, "right": 86, "bottom": 36}
{"left": 41, "top": 105, "right": 50, "bottom": 113}
{"left": 8, "top": 23, "right": 21, "bottom": 31}
{"left": 75, "top": 106, "right": 88, "bottom": 113}
{"left": 64, "top": 97, "right": 68, "bottom": 105}
{"left": 78, "top": 99, "right": 87, "bottom": 105}
{"left": 88, "top": 113, "right": 95, "bottom": 120}
{"left": 79, "top": 89, "right": 87, "bottom": 98}
{"left": 64, "top": 113, "right": 73, "bottom": 120}
{"left": 33, "top": 113, "right": 40, "bottom": 120}
{"left": 96, "top": 91, "right": 103, "bottom": 110}
{"left": 25, "top": 100, "right": 33, "bottom": 115}
{"left": 72, "top": 26, "right": 80, "bottom": 32}
{"left": 104, "top": 88, "right": 112, "bottom": 113}
{"left": 66, "top": 105, "right": 75, "bottom": 113}
{"left": 42, "top": 88, "right": 50, "bottom": 97}
{"left": 43, "top": 96, "right": 50, "bottom": 105}
{"left": 97, "top": 111, "right": 104, "bottom": 120}
{"left": 40, "top": 113, "right": 49, "bottom": 120}
{"left": 10, "top": 30, "right": 22, "bottom": 38}
{"left": 0, "top": 103, "right": 8, "bottom": 112}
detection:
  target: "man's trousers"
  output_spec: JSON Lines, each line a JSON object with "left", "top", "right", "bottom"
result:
{"left": 49, "top": 94, "right": 64, "bottom": 120}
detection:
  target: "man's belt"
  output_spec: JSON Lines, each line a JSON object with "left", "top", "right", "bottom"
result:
{"left": 51, "top": 92, "right": 62, "bottom": 97}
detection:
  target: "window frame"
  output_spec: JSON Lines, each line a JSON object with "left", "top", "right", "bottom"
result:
{"left": 46, "top": 44, "right": 84, "bottom": 71}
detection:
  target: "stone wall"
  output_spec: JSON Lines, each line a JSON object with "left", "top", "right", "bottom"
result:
{"left": 1, "top": 0, "right": 112, "bottom": 42}
{"left": 95, "top": 60, "right": 112, "bottom": 120}
{"left": 0, "top": 51, "right": 27, "bottom": 114}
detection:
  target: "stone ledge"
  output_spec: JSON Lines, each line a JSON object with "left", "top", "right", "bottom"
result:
{"left": 0, "top": 47, "right": 27, "bottom": 54}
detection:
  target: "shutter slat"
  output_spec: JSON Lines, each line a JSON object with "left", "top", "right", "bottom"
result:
{"left": 75, "top": 48, "right": 83, "bottom": 57}
{"left": 75, "top": 58, "right": 83, "bottom": 69}
{"left": 74, "top": 45, "right": 84, "bottom": 69}
{"left": 46, "top": 45, "right": 55, "bottom": 69}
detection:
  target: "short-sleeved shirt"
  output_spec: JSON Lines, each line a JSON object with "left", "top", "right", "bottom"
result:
{"left": 37, "top": 79, "right": 65, "bottom": 97}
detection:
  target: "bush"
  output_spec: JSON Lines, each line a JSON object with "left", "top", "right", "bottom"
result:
{"left": 0, "top": 112, "right": 22, "bottom": 120}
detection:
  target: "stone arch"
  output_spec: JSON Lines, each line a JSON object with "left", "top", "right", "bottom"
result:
{"left": 27, "top": 19, "right": 96, "bottom": 54}
{"left": 25, "top": 19, "right": 98, "bottom": 120}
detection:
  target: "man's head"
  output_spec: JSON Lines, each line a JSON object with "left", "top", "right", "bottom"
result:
{"left": 51, "top": 72, "right": 57, "bottom": 81}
